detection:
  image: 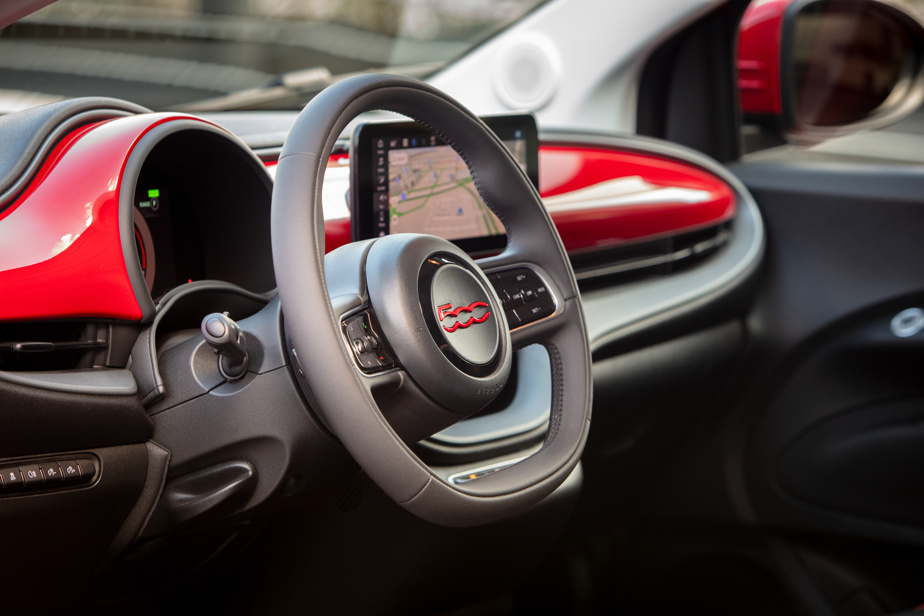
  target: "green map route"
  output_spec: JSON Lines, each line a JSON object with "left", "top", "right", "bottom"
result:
{"left": 387, "top": 144, "right": 505, "bottom": 239}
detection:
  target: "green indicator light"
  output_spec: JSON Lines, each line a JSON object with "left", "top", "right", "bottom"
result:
{"left": 147, "top": 189, "right": 160, "bottom": 198}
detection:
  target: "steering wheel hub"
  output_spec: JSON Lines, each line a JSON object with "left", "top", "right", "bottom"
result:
{"left": 422, "top": 257, "right": 500, "bottom": 368}
{"left": 365, "top": 235, "right": 511, "bottom": 414}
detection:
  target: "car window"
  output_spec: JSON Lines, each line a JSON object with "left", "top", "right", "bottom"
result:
{"left": 0, "top": 0, "right": 545, "bottom": 112}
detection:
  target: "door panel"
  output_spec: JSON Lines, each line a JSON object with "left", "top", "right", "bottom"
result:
{"left": 600, "top": 151, "right": 924, "bottom": 616}
{"left": 727, "top": 153, "right": 924, "bottom": 613}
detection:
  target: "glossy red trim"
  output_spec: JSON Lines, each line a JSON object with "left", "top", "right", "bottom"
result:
{"left": 737, "top": 0, "right": 792, "bottom": 115}
{"left": 324, "top": 217, "right": 352, "bottom": 253}
{"left": 323, "top": 154, "right": 353, "bottom": 252}
{"left": 0, "top": 113, "right": 222, "bottom": 322}
{"left": 539, "top": 145, "right": 736, "bottom": 252}
{"left": 3, "top": 122, "right": 731, "bottom": 323}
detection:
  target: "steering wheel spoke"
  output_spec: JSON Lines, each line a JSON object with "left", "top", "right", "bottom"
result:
{"left": 478, "top": 259, "right": 568, "bottom": 350}
{"left": 508, "top": 304, "right": 572, "bottom": 350}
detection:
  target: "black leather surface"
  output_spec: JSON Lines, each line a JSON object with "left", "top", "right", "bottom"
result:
{"left": 0, "top": 97, "right": 149, "bottom": 209}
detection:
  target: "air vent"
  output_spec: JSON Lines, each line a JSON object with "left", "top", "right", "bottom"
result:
{"left": 572, "top": 222, "right": 731, "bottom": 289}
{"left": 0, "top": 322, "right": 110, "bottom": 372}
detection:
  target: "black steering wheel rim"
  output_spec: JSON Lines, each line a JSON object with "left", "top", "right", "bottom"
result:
{"left": 271, "top": 74, "right": 591, "bottom": 527}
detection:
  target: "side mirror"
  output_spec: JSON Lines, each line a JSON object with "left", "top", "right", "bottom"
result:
{"left": 738, "top": 0, "right": 924, "bottom": 141}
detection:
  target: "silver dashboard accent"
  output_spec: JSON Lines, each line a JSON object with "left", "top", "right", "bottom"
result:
{"left": 548, "top": 132, "right": 765, "bottom": 355}
{"left": 448, "top": 455, "right": 528, "bottom": 485}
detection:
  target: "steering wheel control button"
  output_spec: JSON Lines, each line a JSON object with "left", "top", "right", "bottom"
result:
{"left": 431, "top": 264, "right": 499, "bottom": 366}
{"left": 342, "top": 310, "right": 395, "bottom": 373}
{"left": 20, "top": 465, "right": 44, "bottom": 488}
{"left": 491, "top": 268, "right": 555, "bottom": 328}
{"left": 0, "top": 468, "right": 23, "bottom": 491}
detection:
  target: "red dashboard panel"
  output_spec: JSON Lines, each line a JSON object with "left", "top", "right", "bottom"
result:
{"left": 0, "top": 113, "right": 217, "bottom": 322}
{"left": 540, "top": 145, "right": 735, "bottom": 252}
{"left": 0, "top": 117, "right": 736, "bottom": 323}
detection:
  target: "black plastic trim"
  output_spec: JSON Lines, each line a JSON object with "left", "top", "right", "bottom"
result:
{"left": 118, "top": 117, "right": 275, "bottom": 324}
{"left": 0, "top": 378, "right": 152, "bottom": 457}
{"left": 0, "top": 368, "right": 137, "bottom": 395}
{"left": 636, "top": 0, "right": 750, "bottom": 162}
{"left": 131, "top": 280, "right": 274, "bottom": 407}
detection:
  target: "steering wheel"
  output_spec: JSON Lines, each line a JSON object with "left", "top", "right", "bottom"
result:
{"left": 271, "top": 74, "right": 591, "bottom": 527}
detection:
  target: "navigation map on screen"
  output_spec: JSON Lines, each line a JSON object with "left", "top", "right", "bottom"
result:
{"left": 385, "top": 140, "right": 525, "bottom": 240}
{"left": 353, "top": 115, "right": 537, "bottom": 252}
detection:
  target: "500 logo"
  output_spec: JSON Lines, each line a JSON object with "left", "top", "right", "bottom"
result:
{"left": 437, "top": 301, "right": 491, "bottom": 333}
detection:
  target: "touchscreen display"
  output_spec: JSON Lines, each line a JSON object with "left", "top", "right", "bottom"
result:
{"left": 351, "top": 115, "right": 538, "bottom": 253}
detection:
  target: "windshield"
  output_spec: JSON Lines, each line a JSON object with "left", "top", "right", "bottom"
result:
{"left": 0, "top": 0, "right": 545, "bottom": 112}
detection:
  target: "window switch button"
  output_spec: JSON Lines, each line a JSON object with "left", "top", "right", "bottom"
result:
{"left": 75, "top": 459, "right": 97, "bottom": 483}
{"left": 59, "top": 461, "right": 80, "bottom": 484}
{"left": 40, "top": 462, "right": 63, "bottom": 485}
{"left": 20, "top": 465, "right": 44, "bottom": 488}
{"left": 0, "top": 467, "right": 23, "bottom": 491}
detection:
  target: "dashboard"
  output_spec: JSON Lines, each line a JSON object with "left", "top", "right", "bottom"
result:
{"left": 0, "top": 100, "right": 759, "bottom": 459}
{"left": 0, "top": 103, "right": 758, "bottom": 457}
{"left": 0, "top": 106, "right": 740, "bottom": 327}
{"left": 0, "top": 96, "right": 764, "bottom": 609}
